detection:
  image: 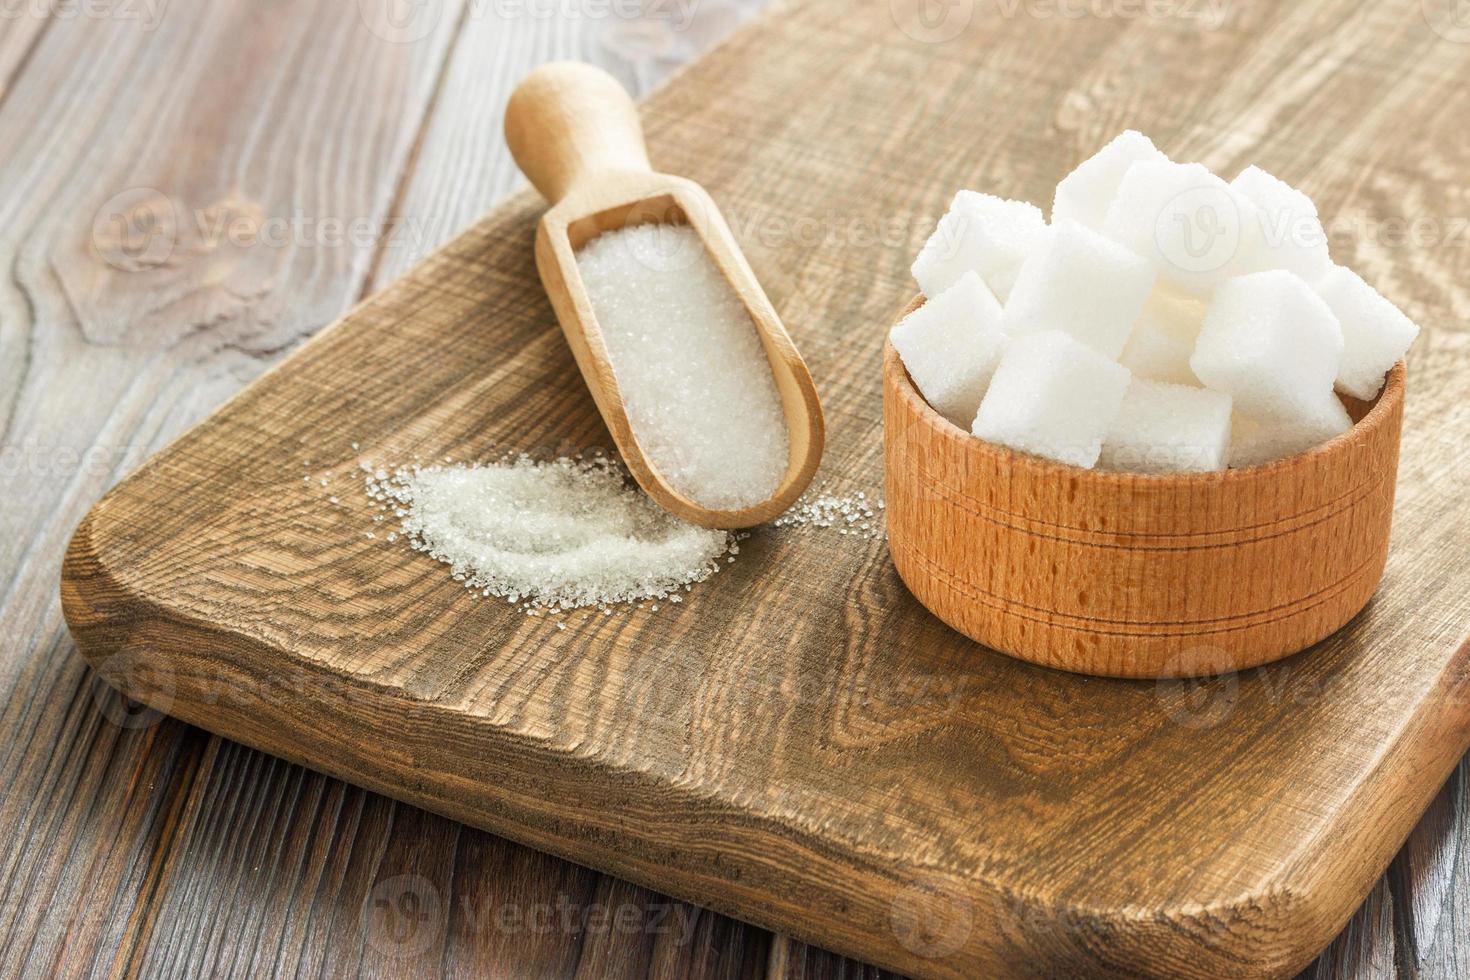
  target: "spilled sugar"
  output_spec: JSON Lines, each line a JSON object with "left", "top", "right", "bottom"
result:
{"left": 772, "top": 491, "right": 885, "bottom": 540}
{"left": 321, "top": 442, "right": 884, "bottom": 617}
{"left": 576, "top": 224, "right": 789, "bottom": 511}
{"left": 361, "top": 455, "right": 735, "bottom": 611}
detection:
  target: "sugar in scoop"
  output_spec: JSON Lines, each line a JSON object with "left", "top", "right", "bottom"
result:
{"left": 577, "top": 224, "right": 790, "bottom": 512}
{"left": 505, "top": 62, "right": 822, "bottom": 525}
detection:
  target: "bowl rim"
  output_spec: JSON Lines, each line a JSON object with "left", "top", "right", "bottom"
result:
{"left": 887, "top": 294, "right": 1406, "bottom": 486}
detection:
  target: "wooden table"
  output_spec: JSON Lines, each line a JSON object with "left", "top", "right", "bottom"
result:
{"left": 3, "top": 0, "right": 1466, "bottom": 976}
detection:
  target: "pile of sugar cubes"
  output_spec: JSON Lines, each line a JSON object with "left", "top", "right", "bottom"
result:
{"left": 891, "top": 131, "right": 1419, "bottom": 472}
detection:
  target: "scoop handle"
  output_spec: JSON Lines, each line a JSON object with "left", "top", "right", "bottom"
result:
{"left": 505, "top": 62, "right": 652, "bottom": 205}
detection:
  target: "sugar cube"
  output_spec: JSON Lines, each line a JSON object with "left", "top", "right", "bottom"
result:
{"left": 1002, "top": 219, "right": 1157, "bottom": 359}
{"left": 1228, "top": 397, "right": 1352, "bottom": 468}
{"left": 1104, "top": 160, "right": 1261, "bottom": 296}
{"left": 1190, "top": 270, "right": 1344, "bottom": 425}
{"left": 890, "top": 271, "right": 1008, "bottom": 427}
{"left": 1313, "top": 264, "right": 1419, "bottom": 400}
{"left": 1229, "top": 166, "right": 1332, "bottom": 282}
{"left": 1099, "top": 380, "right": 1232, "bottom": 473}
{"left": 972, "top": 330, "right": 1132, "bottom": 469}
{"left": 912, "top": 191, "right": 1047, "bottom": 303}
{"left": 1119, "top": 286, "right": 1207, "bottom": 385}
{"left": 1052, "top": 130, "right": 1169, "bottom": 232}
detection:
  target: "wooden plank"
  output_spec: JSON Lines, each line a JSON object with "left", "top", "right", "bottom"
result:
{"left": 0, "top": 6, "right": 49, "bottom": 100}
{"left": 1299, "top": 878, "right": 1397, "bottom": 980}
{"left": 1388, "top": 767, "right": 1470, "bottom": 978}
{"left": 366, "top": 0, "right": 768, "bottom": 287}
{"left": 0, "top": 2, "right": 804, "bottom": 978}
{"left": 58, "top": 0, "right": 1470, "bottom": 977}
{"left": 88, "top": 5, "right": 795, "bottom": 978}
{"left": 1, "top": 2, "right": 1464, "bottom": 979}
{"left": 366, "top": 2, "right": 608, "bottom": 289}
{"left": 769, "top": 935, "right": 900, "bottom": 979}
{"left": 0, "top": 0, "right": 462, "bottom": 976}
{"left": 121, "top": 736, "right": 774, "bottom": 976}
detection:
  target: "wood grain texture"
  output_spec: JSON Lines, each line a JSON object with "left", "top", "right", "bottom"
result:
{"left": 885, "top": 323, "right": 1405, "bottom": 678}
{"left": 2, "top": 2, "right": 831, "bottom": 978}
{"left": 0, "top": 0, "right": 459, "bottom": 975}
{"left": 0, "top": 6, "right": 49, "bottom": 100}
{"left": 1385, "top": 766, "right": 1470, "bottom": 979}
{"left": 56, "top": 1, "right": 1470, "bottom": 978}
{"left": 365, "top": 0, "right": 766, "bottom": 288}
{"left": 4, "top": 0, "right": 1469, "bottom": 978}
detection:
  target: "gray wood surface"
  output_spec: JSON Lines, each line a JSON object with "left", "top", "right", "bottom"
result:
{"left": 1, "top": 0, "right": 1465, "bottom": 976}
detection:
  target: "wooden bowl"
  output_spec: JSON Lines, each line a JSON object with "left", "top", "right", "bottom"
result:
{"left": 884, "top": 297, "right": 1405, "bottom": 679}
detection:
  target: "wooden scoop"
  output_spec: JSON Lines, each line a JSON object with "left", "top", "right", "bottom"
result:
{"left": 504, "top": 62, "right": 824, "bottom": 529}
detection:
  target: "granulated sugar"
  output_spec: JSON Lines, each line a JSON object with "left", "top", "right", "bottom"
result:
{"left": 772, "top": 490, "right": 884, "bottom": 540}
{"left": 576, "top": 224, "right": 789, "bottom": 511}
{"left": 361, "top": 455, "right": 735, "bottom": 611}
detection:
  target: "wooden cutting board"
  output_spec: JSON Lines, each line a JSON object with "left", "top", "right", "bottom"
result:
{"left": 60, "top": 1, "right": 1470, "bottom": 976}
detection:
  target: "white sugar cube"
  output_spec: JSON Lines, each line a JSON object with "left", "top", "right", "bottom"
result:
{"left": 1229, "top": 166, "right": 1332, "bottom": 282}
{"left": 972, "top": 330, "right": 1132, "bottom": 469}
{"left": 1001, "top": 219, "right": 1157, "bottom": 359}
{"left": 912, "top": 191, "right": 1047, "bottom": 303}
{"left": 1104, "top": 160, "right": 1261, "bottom": 296}
{"left": 1119, "top": 286, "right": 1207, "bottom": 385}
{"left": 1228, "top": 397, "right": 1352, "bottom": 468}
{"left": 1052, "top": 130, "right": 1169, "bottom": 232}
{"left": 1190, "top": 270, "right": 1344, "bottom": 425}
{"left": 890, "top": 271, "right": 1008, "bottom": 427}
{"left": 1099, "top": 380, "right": 1232, "bottom": 473}
{"left": 1313, "top": 264, "right": 1419, "bottom": 400}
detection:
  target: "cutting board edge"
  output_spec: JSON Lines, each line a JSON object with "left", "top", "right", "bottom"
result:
{"left": 57, "top": 502, "right": 983, "bottom": 980}
{"left": 59, "top": 487, "right": 1470, "bottom": 979}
